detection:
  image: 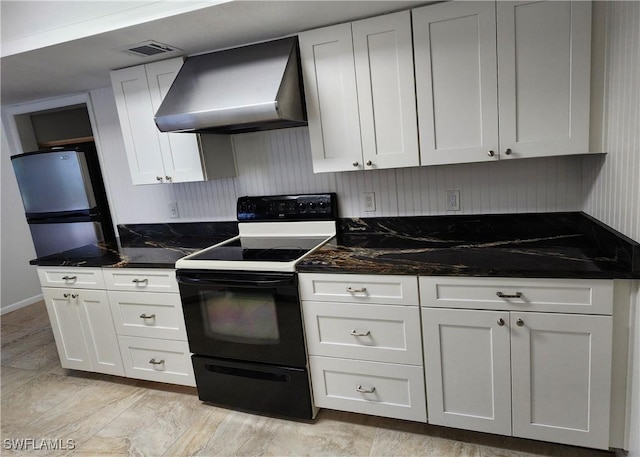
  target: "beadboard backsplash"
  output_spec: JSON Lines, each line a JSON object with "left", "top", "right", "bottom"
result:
{"left": 90, "top": 86, "right": 587, "bottom": 226}
{"left": 583, "top": 1, "right": 640, "bottom": 244}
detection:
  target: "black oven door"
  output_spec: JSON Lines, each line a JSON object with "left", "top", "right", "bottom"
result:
{"left": 176, "top": 270, "right": 307, "bottom": 368}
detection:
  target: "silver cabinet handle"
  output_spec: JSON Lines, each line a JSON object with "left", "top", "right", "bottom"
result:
{"left": 346, "top": 286, "right": 367, "bottom": 293}
{"left": 71, "top": 294, "right": 78, "bottom": 299}
{"left": 149, "top": 358, "right": 165, "bottom": 365}
{"left": 165, "top": 176, "right": 172, "bottom": 182}
{"left": 140, "top": 313, "right": 156, "bottom": 319}
{"left": 497, "top": 318, "right": 505, "bottom": 326}
{"left": 488, "top": 150, "right": 495, "bottom": 157}
{"left": 365, "top": 160, "right": 373, "bottom": 166}
{"left": 356, "top": 385, "right": 376, "bottom": 394}
{"left": 62, "top": 276, "right": 77, "bottom": 281}
{"left": 63, "top": 293, "right": 70, "bottom": 298}
{"left": 132, "top": 278, "right": 148, "bottom": 285}
{"left": 505, "top": 148, "right": 513, "bottom": 155}
{"left": 156, "top": 176, "right": 163, "bottom": 182}
{"left": 350, "top": 329, "right": 371, "bottom": 337}
{"left": 516, "top": 318, "right": 525, "bottom": 327}
{"left": 352, "top": 161, "right": 359, "bottom": 167}
{"left": 496, "top": 291, "right": 523, "bottom": 299}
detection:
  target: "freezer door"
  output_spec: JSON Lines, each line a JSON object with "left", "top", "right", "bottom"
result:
{"left": 29, "top": 221, "right": 104, "bottom": 258}
{"left": 12, "top": 150, "right": 96, "bottom": 214}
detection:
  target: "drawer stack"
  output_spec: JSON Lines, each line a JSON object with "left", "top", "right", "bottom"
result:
{"left": 299, "top": 273, "right": 426, "bottom": 422}
{"left": 104, "top": 268, "right": 195, "bottom": 387}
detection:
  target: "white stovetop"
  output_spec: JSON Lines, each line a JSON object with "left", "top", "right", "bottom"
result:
{"left": 175, "top": 221, "right": 336, "bottom": 273}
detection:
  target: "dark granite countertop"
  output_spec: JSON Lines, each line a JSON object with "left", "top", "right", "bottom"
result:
{"left": 297, "top": 212, "right": 640, "bottom": 279}
{"left": 30, "top": 222, "right": 238, "bottom": 268}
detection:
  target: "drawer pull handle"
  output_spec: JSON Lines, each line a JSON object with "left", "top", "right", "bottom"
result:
{"left": 63, "top": 293, "right": 70, "bottom": 298}
{"left": 140, "top": 313, "right": 156, "bottom": 320}
{"left": 497, "top": 318, "right": 505, "bottom": 326}
{"left": 496, "top": 291, "right": 523, "bottom": 299}
{"left": 350, "top": 330, "right": 371, "bottom": 337}
{"left": 149, "top": 358, "right": 165, "bottom": 365}
{"left": 62, "top": 276, "right": 77, "bottom": 281}
{"left": 71, "top": 294, "right": 78, "bottom": 299}
{"left": 356, "top": 385, "right": 376, "bottom": 394}
{"left": 516, "top": 318, "right": 525, "bottom": 327}
{"left": 346, "top": 286, "right": 367, "bottom": 294}
{"left": 132, "top": 278, "right": 149, "bottom": 285}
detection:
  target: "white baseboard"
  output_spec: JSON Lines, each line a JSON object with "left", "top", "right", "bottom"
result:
{"left": 1, "top": 294, "right": 43, "bottom": 315}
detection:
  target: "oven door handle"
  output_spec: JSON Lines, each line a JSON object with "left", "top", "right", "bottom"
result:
{"left": 176, "top": 276, "right": 293, "bottom": 288}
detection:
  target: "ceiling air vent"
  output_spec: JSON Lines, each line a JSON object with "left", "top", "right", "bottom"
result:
{"left": 120, "top": 41, "right": 181, "bottom": 57}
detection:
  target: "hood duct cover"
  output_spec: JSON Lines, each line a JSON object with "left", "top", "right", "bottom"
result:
{"left": 155, "top": 37, "right": 307, "bottom": 134}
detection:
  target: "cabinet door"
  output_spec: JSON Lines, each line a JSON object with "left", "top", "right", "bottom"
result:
{"left": 145, "top": 58, "right": 205, "bottom": 183}
{"left": 497, "top": 1, "right": 592, "bottom": 158}
{"left": 110, "top": 65, "right": 165, "bottom": 185}
{"left": 77, "top": 289, "right": 125, "bottom": 376}
{"left": 422, "top": 308, "right": 512, "bottom": 435}
{"left": 510, "top": 312, "right": 612, "bottom": 449}
{"left": 43, "top": 288, "right": 92, "bottom": 371}
{"left": 413, "top": 2, "right": 499, "bottom": 165}
{"left": 353, "top": 11, "right": 419, "bottom": 170}
{"left": 299, "top": 23, "right": 363, "bottom": 173}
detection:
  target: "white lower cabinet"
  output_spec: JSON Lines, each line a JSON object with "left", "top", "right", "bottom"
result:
{"left": 42, "top": 286, "right": 124, "bottom": 376}
{"left": 421, "top": 276, "right": 614, "bottom": 450}
{"left": 104, "top": 268, "right": 195, "bottom": 387}
{"left": 300, "top": 273, "right": 426, "bottom": 422}
{"left": 118, "top": 336, "right": 195, "bottom": 386}
{"left": 309, "top": 356, "right": 426, "bottom": 422}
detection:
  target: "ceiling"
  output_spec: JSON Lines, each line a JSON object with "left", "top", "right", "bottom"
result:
{"left": 1, "top": 1, "right": 428, "bottom": 107}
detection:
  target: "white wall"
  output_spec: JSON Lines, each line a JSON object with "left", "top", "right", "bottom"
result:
{"left": 582, "top": 2, "right": 640, "bottom": 454}
{"left": 0, "top": 122, "right": 42, "bottom": 313}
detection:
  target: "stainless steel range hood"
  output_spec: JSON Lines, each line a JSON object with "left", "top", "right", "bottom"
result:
{"left": 155, "top": 37, "right": 307, "bottom": 134}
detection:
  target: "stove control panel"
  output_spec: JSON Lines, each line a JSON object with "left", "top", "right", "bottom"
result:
{"left": 237, "top": 193, "right": 337, "bottom": 221}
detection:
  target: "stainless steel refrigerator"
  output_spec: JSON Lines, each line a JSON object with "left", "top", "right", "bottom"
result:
{"left": 11, "top": 145, "right": 116, "bottom": 258}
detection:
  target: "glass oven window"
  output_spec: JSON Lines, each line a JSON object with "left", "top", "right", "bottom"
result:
{"left": 200, "top": 291, "right": 280, "bottom": 345}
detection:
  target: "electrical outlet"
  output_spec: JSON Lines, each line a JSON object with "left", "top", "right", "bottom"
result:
{"left": 363, "top": 192, "right": 376, "bottom": 212}
{"left": 446, "top": 190, "right": 460, "bottom": 211}
{"left": 169, "top": 201, "right": 180, "bottom": 218}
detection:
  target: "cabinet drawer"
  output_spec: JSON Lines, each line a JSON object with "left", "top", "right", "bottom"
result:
{"left": 303, "top": 301, "right": 422, "bottom": 365}
{"left": 38, "top": 267, "right": 105, "bottom": 289}
{"left": 108, "top": 291, "right": 187, "bottom": 340}
{"left": 309, "top": 356, "right": 426, "bottom": 422}
{"left": 420, "top": 277, "right": 613, "bottom": 315}
{"left": 299, "top": 273, "right": 418, "bottom": 305}
{"left": 118, "top": 336, "right": 195, "bottom": 387}
{"left": 103, "top": 269, "right": 178, "bottom": 293}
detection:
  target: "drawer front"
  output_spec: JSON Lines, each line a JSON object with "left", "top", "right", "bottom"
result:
{"left": 299, "top": 273, "right": 418, "bottom": 305}
{"left": 310, "top": 356, "right": 426, "bottom": 422}
{"left": 38, "top": 267, "right": 105, "bottom": 289}
{"left": 303, "top": 301, "right": 423, "bottom": 365}
{"left": 118, "top": 336, "right": 195, "bottom": 386}
{"left": 108, "top": 291, "right": 187, "bottom": 340}
{"left": 103, "top": 269, "right": 178, "bottom": 293}
{"left": 420, "top": 277, "right": 613, "bottom": 315}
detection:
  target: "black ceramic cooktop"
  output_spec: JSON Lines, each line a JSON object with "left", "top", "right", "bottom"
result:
{"left": 187, "top": 236, "right": 330, "bottom": 262}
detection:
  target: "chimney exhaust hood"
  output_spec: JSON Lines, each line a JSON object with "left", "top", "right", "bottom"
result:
{"left": 155, "top": 37, "right": 307, "bottom": 134}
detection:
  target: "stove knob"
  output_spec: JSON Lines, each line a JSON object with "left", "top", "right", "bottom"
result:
{"left": 239, "top": 202, "right": 248, "bottom": 212}
{"left": 308, "top": 202, "right": 316, "bottom": 210}
{"left": 319, "top": 201, "right": 327, "bottom": 209}
{"left": 298, "top": 202, "right": 306, "bottom": 210}
{"left": 249, "top": 203, "right": 257, "bottom": 212}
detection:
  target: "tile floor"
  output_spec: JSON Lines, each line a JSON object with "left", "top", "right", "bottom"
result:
{"left": 1, "top": 302, "right": 615, "bottom": 456}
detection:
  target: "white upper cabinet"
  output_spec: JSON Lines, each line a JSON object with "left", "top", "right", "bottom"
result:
{"left": 413, "top": 2, "right": 500, "bottom": 165}
{"left": 299, "top": 24, "right": 363, "bottom": 173}
{"left": 413, "top": 1, "right": 592, "bottom": 165}
{"left": 110, "top": 57, "right": 235, "bottom": 185}
{"left": 300, "top": 11, "right": 419, "bottom": 173}
{"left": 497, "top": 1, "right": 592, "bottom": 159}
